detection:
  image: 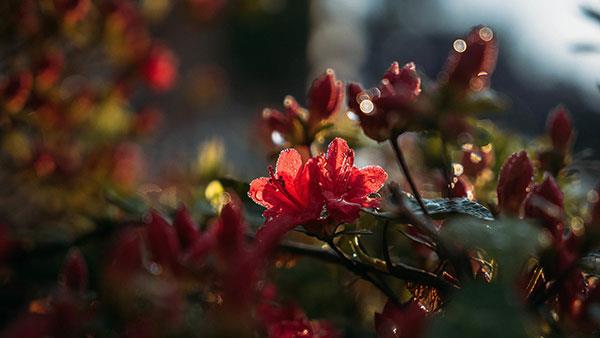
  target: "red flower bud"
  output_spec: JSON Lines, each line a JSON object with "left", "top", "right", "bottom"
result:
{"left": 524, "top": 174, "right": 564, "bottom": 237}
{"left": 374, "top": 300, "right": 428, "bottom": 338}
{"left": 497, "top": 151, "right": 533, "bottom": 215}
{"left": 348, "top": 62, "right": 422, "bottom": 142}
{"left": 1, "top": 71, "right": 33, "bottom": 114}
{"left": 141, "top": 44, "right": 178, "bottom": 92}
{"left": 213, "top": 196, "right": 247, "bottom": 263}
{"left": 146, "top": 211, "right": 181, "bottom": 270}
{"left": 108, "top": 228, "right": 144, "bottom": 274}
{"left": 173, "top": 206, "right": 201, "bottom": 250}
{"left": 441, "top": 26, "right": 498, "bottom": 92}
{"left": 546, "top": 105, "right": 573, "bottom": 154}
{"left": 59, "top": 248, "right": 88, "bottom": 293}
{"left": 307, "top": 69, "right": 343, "bottom": 125}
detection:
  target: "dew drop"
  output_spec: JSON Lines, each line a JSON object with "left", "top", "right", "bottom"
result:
{"left": 271, "top": 131, "right": 285, "bottom": 145}
{"left": 453, "top": 39, "right": 467, "bottom": 53}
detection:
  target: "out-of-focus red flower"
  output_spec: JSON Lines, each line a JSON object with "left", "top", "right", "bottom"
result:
{"left": 524, "top": 174, "right": 564, "bottom": 239}
{"left": 546, "top": 105, "right": 573, "bottom": 154}
{"left": 261, "top": 96, "right": 303, "bottom": 145}
{"left": 249, "top": 137, "right": 387, "bottom": 238}
{"left": 347, "top": 62, "right": 421, "bottom": 142}
{"left": 307, "top": 69, "right": 344, "bottom": 126}
{"left": 440, "top": 25, "right": 498, "bottom": 93}
{"left": 316, "top": 137, "right": 388, "bottom": 224}
{"left": 133, "top": 107, "right": 162, "bottom": 136}
{"left": 111, "top": 142, "right": 145, "bottom": 190}
{"left": 188, "top": 0, "right": 226, "bottom": 22}
{"left": 258, "top": 285, "right": 340, "bottom": 338}
{"left": 53, "top": 0, "right": 91, "bottom": 24}
{"left": 141, "top": 44, "right": 177, "bottom": 92}
{"left": 34, "top": 50, "right": 64, "bottom": 91}
{"left": 461, "top": 145, "right": 493, "bottom": 177}
{"left": 374, "top": 300, "right": 428, "bottom": 338}
{"left": 59, "top": 248, "right": 88, "bottom": 293}
{"left": 1, "top": 71, "right": 33, "bottom": 114}
{"left": 496, "top": 151, "right": 533, "bottom": 216}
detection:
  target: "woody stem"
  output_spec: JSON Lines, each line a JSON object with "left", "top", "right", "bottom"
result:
{"left": 323, "top": 238, "right": 401, "bottom": 306}
{"left": 388, "top": 135, "right": 430, "bottom": 217}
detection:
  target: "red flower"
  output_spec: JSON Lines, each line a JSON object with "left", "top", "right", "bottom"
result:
{"left": 249, "top": 137, "right": 387, "bottom": 238}
{"left": 546, "top": 105, "right": 573, "bottom": 154}
{"left": 440, "top": 25, "right": 498, "bottom": 92}
{"left": 375, "top": 300, "right": 428, "bottom": 338}
{"left": 347, "top": 62, "right": 421, "bottom": 142}
{"left": 142, "top": 44, "right": 178, "bottom": 92}
{"left": 496, "top": 151, "right": 533, "bottom": 216}
{"left": 249, "top": 147, "right": 324, "bottom": 231}
{"left": 316, "top": 137, "right": 388, "bottom": 224}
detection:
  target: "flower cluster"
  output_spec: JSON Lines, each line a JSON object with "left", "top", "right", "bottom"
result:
{"left": 249, "top": 137, "right": 388, "bottom": 238}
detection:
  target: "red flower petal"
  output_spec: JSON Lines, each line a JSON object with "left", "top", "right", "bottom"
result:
{"left": 146, "top": 211, "right": 181, "bottom": 269}
{"left": 347, "top": 166, "right": 388, "bottom": 202}
{"left": 173, "top": 206, "right": 201, "bottom": 250}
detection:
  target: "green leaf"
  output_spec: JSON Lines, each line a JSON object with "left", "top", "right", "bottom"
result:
{"left": 364, "top": 193, "right": 494, "bottom": 222}
{"left": 440, "top": 217, "right": 541, "bottom": 279}
{"left": 426, "top": 282, "right": 532, "bottom": 338}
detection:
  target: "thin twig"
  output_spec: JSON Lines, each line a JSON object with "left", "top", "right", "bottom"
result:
{"left": 388, "top": 136, "right": 430, "bottom": 217}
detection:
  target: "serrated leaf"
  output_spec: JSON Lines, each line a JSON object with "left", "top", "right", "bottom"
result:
{"left": 580, "top": 251, "right": 600, "bottom": 276}
{"left": 363, "top": 194, "right": 494, "bottom": 222}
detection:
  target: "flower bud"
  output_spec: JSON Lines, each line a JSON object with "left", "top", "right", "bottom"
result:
{"left": 59, "top": 248, "right": 88, "bottom": 293}
{"left": 546, "top": 105, "right": 573, "bottom": 154}
{"left": 307, "top": 69, "right": 343, "bottom": 126}
{"left": 524, "top": 174, "right": 564, "bottom": 237}
{"left": 497, "top": 151, "right": 533, "bottom": 215}
{"left": 461, "top": 145, "right": 493, "bottom": 177}
{"left": 441, "top": 26, "right": 498, "bottom": 92}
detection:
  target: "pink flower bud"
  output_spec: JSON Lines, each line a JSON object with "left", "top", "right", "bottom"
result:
{"left": 497, "top": 151, "right": 533, "bottom": 215}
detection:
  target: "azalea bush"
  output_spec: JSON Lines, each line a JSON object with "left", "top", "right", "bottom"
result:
{"left": 0, "top": 4, "right": 599, "bottom": 337}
